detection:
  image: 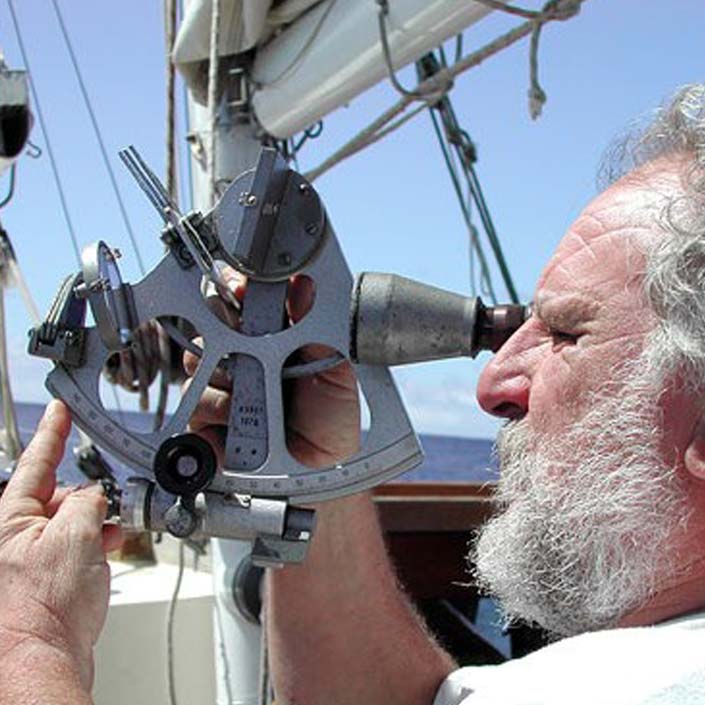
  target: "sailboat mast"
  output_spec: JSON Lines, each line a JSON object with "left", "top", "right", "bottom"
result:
{"left": 186, "top": 61, "right": 265, "bottom": 705}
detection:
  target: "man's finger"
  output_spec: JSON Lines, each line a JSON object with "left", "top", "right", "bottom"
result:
{"left": 287, "top": 274, "right": 315, "bottom": 323}
{"left": 191, "top": 426, "right": 225, "bottom": 467}
{"left": 188, "top": 385, "right": 232, "bottom": 430}
{"left": 0, "top": 401, "right": 71, "bottom": 519}
{"left": 183, "top": 347, "right": 232, "bottom": 391}
{"left": 50, "top": 484, "right": 108, "bottom": 548}
{"left": 45, "top": 486, "right": 74, "bottom": 518}
{"left": 208, "top": 365, "right": 232, "bottom": 391}
{"left": 217, "top": 265, "right": 246, "bottom": 299}
{"left": 183, "top": 346, "right": 199, "bottom": 378}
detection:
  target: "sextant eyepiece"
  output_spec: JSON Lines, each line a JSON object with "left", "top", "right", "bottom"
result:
{"left": 472, "top": 300, "right": 532, "bottom": 355}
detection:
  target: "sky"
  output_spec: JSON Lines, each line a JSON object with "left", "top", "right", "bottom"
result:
{"left": 0, "top": 1, "right": 703, "bottom": 440}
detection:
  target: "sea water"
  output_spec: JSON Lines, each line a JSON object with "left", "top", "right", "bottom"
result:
{"left": 13, "top": 401, "right": 497, "bottom": 485}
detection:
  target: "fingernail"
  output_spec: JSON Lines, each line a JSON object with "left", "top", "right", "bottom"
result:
{"left": 81, "top": 483, "right": 105, "bottom": 496}
{"left": 41, "top": 399, "right": 58, "bottom": 419}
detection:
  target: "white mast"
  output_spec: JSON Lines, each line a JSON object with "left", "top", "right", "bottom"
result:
{"left": 176, "top": 2, "right": 504, "bottom": 702}
{"left": 187, "top": 93, "right": 265, "bottom": 705}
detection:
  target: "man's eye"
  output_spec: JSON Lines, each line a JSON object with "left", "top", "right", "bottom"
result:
{"left": 550, "top": 328, "right": 579, "bottom": 347}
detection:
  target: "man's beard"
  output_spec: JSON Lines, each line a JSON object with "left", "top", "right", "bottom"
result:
{"left": 471, "top": 356, "right": 692, "bottom": 638}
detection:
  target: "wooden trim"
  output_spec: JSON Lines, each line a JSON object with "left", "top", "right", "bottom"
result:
{"left": 368, "top": 483, "right": 496, "bottom": 598}
{"left": 374, "top": 481, "right": 496, "bottom": 498}
{"left": 373, "top": 482, "right": 496, "bottom": 533}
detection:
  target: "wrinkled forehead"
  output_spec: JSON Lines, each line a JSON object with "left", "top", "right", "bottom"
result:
{"left": 537, "top": 157, "right": 687, "bottom": 297}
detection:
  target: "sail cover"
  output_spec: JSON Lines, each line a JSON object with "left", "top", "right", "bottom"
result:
{"left": 174, "top": 0, "right": 494, "bottom": 137}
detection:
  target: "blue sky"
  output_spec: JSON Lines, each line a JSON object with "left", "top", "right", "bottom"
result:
{"left": 0, "top": 1, "right": 703, "bottom": 439}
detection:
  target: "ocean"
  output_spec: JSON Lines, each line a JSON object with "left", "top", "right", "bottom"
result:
{"left": 12, "top": 401, "right": 497, "bottom": 486}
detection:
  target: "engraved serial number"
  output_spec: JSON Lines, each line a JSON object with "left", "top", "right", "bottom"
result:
{"left": 238, "top": 405, "right": 264, "bottom": 414}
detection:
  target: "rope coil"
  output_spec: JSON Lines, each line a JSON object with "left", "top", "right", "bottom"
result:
{"left": 375, "top": 0, "right": 453, "bottom": 103}
{"left": 527, "top": 0, "right": 583, "bottom": 119}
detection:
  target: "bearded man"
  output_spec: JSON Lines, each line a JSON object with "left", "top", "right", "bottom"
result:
{"left": 208, "top": 84, "right": 705, "bottom": 704}
{"left": 3, "top": 86, "right": 705, "bottom": 705}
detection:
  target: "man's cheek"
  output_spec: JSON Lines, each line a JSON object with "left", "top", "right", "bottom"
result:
{"left": 528, "top": 366, "right": 586, "bottom": 432}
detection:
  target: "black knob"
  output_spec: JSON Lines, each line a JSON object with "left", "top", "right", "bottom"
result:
{"left": 153, "top": 433, "right": 216, "bottom": 496}
{"left": 164, "top": 497, "right": 199, "bottom": 538}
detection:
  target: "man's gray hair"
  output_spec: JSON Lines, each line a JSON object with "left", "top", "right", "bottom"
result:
{"left": 601, "top": 84, "right": 705, "bottom": 387}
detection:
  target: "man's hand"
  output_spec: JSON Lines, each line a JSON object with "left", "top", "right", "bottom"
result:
{"left": 186, "top": 273, "right": 361, "bottom": 467}
{"left": 184, "top": 272, "right": 454, "bottom": 705}
{"left": 0, "top": 400, "right": 121, "bottom": 694}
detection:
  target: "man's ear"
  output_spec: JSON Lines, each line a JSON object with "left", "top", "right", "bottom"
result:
{"left": 685, "top": 415, "right": 705, "bottom": 480}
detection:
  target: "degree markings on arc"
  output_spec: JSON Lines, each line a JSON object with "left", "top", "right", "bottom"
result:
{"left": 61, "top": 380, "right": 410, "bottom": 499}
{"left": 68, "top": 384, "right": 156, "bottom": 460}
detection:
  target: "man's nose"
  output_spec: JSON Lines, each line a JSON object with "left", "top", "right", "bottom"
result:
{"left": 476, "top": 332, "right": 532, "bottom": 419}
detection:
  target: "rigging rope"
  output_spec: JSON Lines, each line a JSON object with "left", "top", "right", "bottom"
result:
{"left": 7, "top": 0, "right": 82, "bottom": 264}
{"left": 0, "top": 225, "right": 31, "bottom": 462}
{"left": 24, "top": 138, "right": 41, "bottom": 158}
{"left": 166, "top": 540, "right": 186, "bottom": 705}
{"left": 473, "top": 0, "right": 582, "bottom": 21}
{"left": 427, "top": 107, "right": 497, "bottom": 302}
{"left": 213, "top": 591, "right": 236, "bottom": 704}
{"left": 207, "top": 0, "right": 221, "bottom": 204}
{"left": 179, "top": 0, "right": 194, "bottom": 212}
{"left": 355, "top": 102, "right": 427, "bottom": 150}
{"left": 465, "top": 160, "right": 518, "bottom": 301}
{"left": 102, "top": 321, "right": 164, "bottom": 411}
{"left": 152, "top": 0, "right": 181, "bottom": 433}
{"left": 49, "top": 0, "right": 146, "bottom": 275}
{"left": 165, "top": 0, "right": 178, "bottom": 203}
{"left": 304, "top": 18, "right": 531, "bottom": 182}
{"left": 49, "top": 0, "right": 176, "bottom": 419}
{"left": 258, "top": 600, "right": 271, "bottom": 705}
{"left": 290, "top": 120, "right": 324, "bottom": 156}
{"left": 304, "top": 0, "right": 585, "bottom": 182}
{"left": 472, "top": 0, "right": 585, "bottom": 119}
{"left": 52, "top": 0, "right": 189, "bottom": 425}
{"left": 375, "top": 0, "right": 451, "bottom": 102}
{"left": 473, "top": 0, "right": 550, "bottom": 20}
{"left": 0, "top": 263, "right": 21, "bottom": 461}
{"left": 528, "top": 15, "right": 546, "bottom": 119}
{"left": 0, "top": 164, "right": 16, "bottom": 209}
{"left": 7, "top": 0, "right": 131, "bottom": 438}
{"left": 422, "top": 50, "right": 519, "bottom": 302}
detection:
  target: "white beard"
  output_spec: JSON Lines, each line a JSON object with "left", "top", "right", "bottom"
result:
{"left": 472, "top": 358, "right": 691, "bottom": 637}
